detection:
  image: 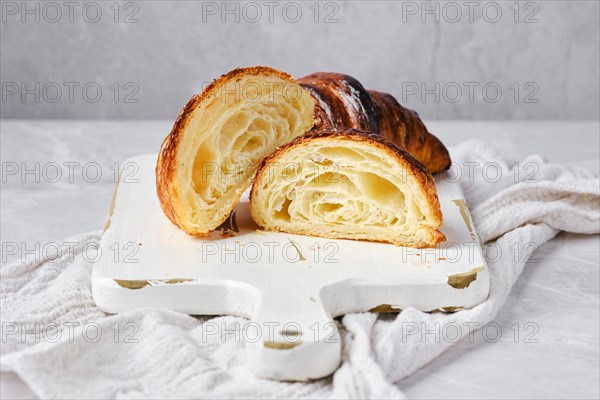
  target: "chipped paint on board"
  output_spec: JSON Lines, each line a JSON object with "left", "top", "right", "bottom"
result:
{"left": 114, "top": 278, "right": 194, "bottom": 290}
{"left": 447, "top": 266, "right": 484, "bottom": 289}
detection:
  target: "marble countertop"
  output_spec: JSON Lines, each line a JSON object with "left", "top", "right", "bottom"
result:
{"left": 1, "top": 120, "right": 599, "bottom": 399}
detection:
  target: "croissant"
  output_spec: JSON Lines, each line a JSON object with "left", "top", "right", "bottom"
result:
{"left": 157, "top": 66, "right": 451, "bottom": 237}
{"left": 249, "top": 128, "right": 446, "bottom": 248}
{"left": 297, "top": 72, "right": 451, "bottom": 173}
{"left": 156, "top": 66, "right": 316, "bottom": 236}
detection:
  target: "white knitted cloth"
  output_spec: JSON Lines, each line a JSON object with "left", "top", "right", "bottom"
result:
{"left": 2, "top": 141, "right": 598, "bottom": 399}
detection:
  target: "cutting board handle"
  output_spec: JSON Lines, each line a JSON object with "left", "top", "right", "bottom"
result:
{"left": 246, "top": 291, "right": 342, "bottom": 380}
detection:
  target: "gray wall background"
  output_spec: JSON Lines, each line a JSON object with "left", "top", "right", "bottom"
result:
{"left": 1, "top": 0, "right": 599, "bottom": 120}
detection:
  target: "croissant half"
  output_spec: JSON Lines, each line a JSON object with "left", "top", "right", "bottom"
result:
{"left": 250, "top": 128, "right": 446, "bottom": 248}
{"left": 297, "top": 72, "right": 451, "bottom": 173}
{"left": 156, "top": 66, "right": 316, "bottom": 235}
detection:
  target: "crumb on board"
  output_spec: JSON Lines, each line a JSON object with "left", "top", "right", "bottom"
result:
{"left": 255, "top": 229, "right": 266, "bottom": 236}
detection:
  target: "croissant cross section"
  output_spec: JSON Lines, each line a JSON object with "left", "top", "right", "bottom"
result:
{"left": 156, "top": 67, "right": 316, "bottom": 236}
{"left": 250, "top": 129, "right": 446, "bottom": 248}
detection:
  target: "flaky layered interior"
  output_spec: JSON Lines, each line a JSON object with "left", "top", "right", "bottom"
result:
{"left": 175, "top": 73, "right": 315, "bottom": 234}
{"left": 250, "top": 136, "right": 445, "bottom": 247}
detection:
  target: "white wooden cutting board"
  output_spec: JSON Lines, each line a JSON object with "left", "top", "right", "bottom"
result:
{"left": 92, "top": 154, "right": 489, "bottom": 381}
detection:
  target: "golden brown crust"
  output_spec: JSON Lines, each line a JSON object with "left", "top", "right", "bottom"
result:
{"left": 251, "top": 220, "right": 445, "bottom": 249}
{"left": 250, "top": 128, "right": 445, "bottom": 247}
{"left": 369, "top": 90, "right": 451, "bottom": 174}
{"left": 156, "top": 66, "right": 307, "bottom": 236}
{"left": 297, "top": 73, "right": 451, "bottom": 173}
{"left": 297, "top": 72, "right": 378, "bottom": 132}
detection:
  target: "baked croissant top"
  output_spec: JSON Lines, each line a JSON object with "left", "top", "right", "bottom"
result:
{"left": 156, "top": 66, "right": 316, "bottom": 236}
{"left": 297, "top": 72, "right": 451, "bottom": 173}
{"left": 250, "top": 128, "right": 446, "bottom": 248}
